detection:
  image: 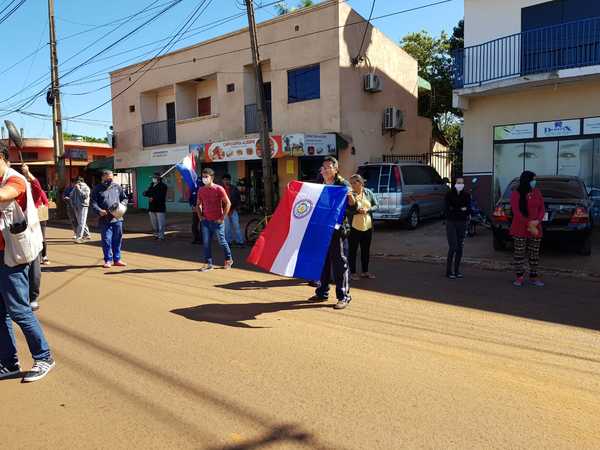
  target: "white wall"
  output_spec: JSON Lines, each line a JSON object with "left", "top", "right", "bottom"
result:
{"left": 465, "top": 0, "right": 549, "bottom": 46}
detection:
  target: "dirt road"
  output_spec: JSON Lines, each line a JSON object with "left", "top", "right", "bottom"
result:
{"left": 2, "top": 227, "right": 600, "bottom": 449}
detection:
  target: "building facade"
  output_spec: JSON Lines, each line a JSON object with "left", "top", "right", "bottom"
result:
{"left": 454, "top": 0, "right": 600, "bottom": 211}
{"left": 4, "top": 138, "right": 113, "bottom": 190}
{"left": 110, "top": 0, "right": 434, "bottom": 212}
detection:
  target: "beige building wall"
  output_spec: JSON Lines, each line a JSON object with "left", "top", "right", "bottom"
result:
{"left": 464, "top": 0, "right": 548, "bottom": 46}
{"left": 337, "top": 2, "right": 431, "bottom": 177}
{"left": 463, "top": 78, "right": 600, "bottom": 175}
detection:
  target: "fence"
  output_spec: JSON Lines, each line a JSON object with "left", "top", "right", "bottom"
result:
{"left": 382, "top": 151, "right": 455, "bottom": 181}
{"left": 142, "top": 119, "right": 176, "bottom": 147}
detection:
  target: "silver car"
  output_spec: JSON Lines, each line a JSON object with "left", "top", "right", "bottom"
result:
{"left": 357, "top": 162, "right": 449, "bottom": 229}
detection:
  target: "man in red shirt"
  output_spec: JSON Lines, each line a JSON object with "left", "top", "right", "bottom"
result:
{"left": 0, "top": 147, "right": 54, "bottom": 382}
{"left": 197, "top": 168, "right": 232, "bottom": 271}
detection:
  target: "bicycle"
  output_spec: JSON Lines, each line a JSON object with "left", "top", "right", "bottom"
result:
{"left": 245, "top": 208, "right": 272, "bottom": 244}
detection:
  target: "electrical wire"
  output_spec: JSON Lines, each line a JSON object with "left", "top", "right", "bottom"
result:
{"left": 355, "top": 0, "right": 376, "bottom": 64}
{"left": 0, "top": 0, "right": 26, "bottom": 26}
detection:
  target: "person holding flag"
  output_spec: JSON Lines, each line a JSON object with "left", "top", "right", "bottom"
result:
{"left": 175, "top": 151, "right": 201, "bottom": 245}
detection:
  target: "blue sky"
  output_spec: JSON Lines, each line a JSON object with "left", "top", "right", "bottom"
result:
{"left": 0, "top": 0, "right": 463, "bottom": 139}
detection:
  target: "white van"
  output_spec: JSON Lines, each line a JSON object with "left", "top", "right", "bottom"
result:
{"left": 357, "top": 162, "right": 450, "bottom": 229}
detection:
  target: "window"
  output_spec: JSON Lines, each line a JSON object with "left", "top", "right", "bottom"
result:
{"left": 288, "top": 65, "right": 320, "bottom": 103}
{"left": 358, "top": 165, "right": 381, "bottom": 193}
{"left": 401, "top": 166, "right": 434, "bottom": 185}
{"left": 226, "top": 83, "right": 235, "bottom": 93}
{"left": 522, "top": 0, "right": 600, "bottom": 31}
{"left": 197, "top": 97, "right": 211, "bottom": 117}
{"left": 21, "top": 152, "right": 37, "bottom": 161}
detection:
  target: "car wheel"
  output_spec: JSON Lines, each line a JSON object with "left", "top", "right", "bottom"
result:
{"left": 493, "top": 233, "right": 507, "bottom": 251}
{"left": 578, "top": 235, "right": 592, "bottom": 256}
{"left": 406, "top": 208, "right": 419, "bottom": 230}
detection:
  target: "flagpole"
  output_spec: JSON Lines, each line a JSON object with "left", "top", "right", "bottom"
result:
{"left": 159, "top": 164, "right": 178, "bottom": 178}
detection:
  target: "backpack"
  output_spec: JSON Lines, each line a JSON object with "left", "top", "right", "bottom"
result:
{"left": 0, "top": 169, "right": 44, "bottom": 266}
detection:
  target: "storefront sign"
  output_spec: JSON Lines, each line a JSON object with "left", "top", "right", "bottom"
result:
{"left": 204, "top": 136, "right": 283, "bottom": 162}
{"left": 66, "top": 148, "right": 88, "bottom": 161}
{"left": 115, "top": 145, "right": 198, "bottom": 169}
{"left": 537, "top": 119, "right": 581, "bottom": 138}
{"left": 583, "top": 117, "right": 600, "bottom": 135}
{"left": 493, "top": 123, "right": 534, "bottom": 141}
{"left": 283, "top": 133, "right": 336, "bottom": 156}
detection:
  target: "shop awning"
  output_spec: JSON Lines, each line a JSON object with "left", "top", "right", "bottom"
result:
{"left": 418, "top": 76, "right": 432, "bottom": 92}
{"left": 86, "top": 156, "right": 114, "bottom": 171}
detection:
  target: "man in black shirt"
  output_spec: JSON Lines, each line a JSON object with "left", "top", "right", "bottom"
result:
{"left": 143, "top": 172, "right": 168, "bottom": 240}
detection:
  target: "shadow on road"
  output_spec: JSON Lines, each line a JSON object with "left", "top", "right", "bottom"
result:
{"left": 42, "top": 264, "right": 102, "bottom": 272}
{"left": 171, "top": 300, "right": 331, "bottom": 329}
{"left": 215, "top": 279, "right": 307, "bottom": 290}
{"left": 207, "top": 424, "right": 312, "bottom": 450}
{"left": 104, "top": 268, "right": 201, "bottom": 275}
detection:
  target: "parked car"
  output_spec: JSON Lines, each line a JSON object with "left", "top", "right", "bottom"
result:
{"left": 357, "top": 162, "right": 449, "bottom": 229}
{"left": 491, "top": 176, "right": 594, "bottom": 255}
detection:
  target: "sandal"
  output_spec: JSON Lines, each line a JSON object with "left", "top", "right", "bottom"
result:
{"left": 361, "top": 273, "right": 376, "bottom": 279}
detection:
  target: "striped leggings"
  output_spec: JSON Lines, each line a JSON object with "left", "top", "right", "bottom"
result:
{"left": 513, "top": 237, "right": 542, "bottom": 278}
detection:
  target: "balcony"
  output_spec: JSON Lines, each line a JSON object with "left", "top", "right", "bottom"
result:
{"left": 453, "top": 16, "right": 600, "bottom": 89}
{"left": 142, "top": 119, "right": 176, "bottom": 147}
{"left": 244, "top": 102, "right": 272, "bottom": 134}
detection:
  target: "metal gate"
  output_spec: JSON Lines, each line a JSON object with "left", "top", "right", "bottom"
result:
{"left": 382, "top": 151, "right": 454, "bottom": 181}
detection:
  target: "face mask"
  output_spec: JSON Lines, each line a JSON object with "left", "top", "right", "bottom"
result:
{"left": 455, "top": 183, "right": 464, "bottom": 192}
{"left": 202, "top": 177, "right": 210, "bottom": 185}
{"left": 530, "top": 180, "right": 537, "bottom": 189}
{"left": 104, "top": 178, "right": 113, "bottom": 185}
{"left": 152, "top": 178, "right": 158, "bottom": 184}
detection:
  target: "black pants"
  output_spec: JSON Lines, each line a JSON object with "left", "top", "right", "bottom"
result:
{"left": 29, "top": 253, "right": 42, "bottom": 303}
{"left": 316, "top": 230, "right": 350, "bottom": 301}
{"left": 348, "top": 228, "right": 373, "bottom": 274}
{"left": 446, "top": 220, "right": 467, "bottom": 275}
{"left": 40, "top": 221, "right": 47, "bottom": 259}
{"left": 192, "top": 211, "right": 202, "bottom": 243}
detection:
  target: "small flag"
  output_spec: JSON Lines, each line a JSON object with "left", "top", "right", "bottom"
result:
{"left": 176, "top": 151, "right": 198, "bottom": 193}
{"left": 247, "top": 180, "right": 349, "bottom": 280}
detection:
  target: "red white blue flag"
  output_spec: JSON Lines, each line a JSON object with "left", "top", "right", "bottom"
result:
{"left": 176, "top": 151, "right": 198, "bottom": 193}
{"left": 248, "top": 180, "right": 349, "bottom": 280}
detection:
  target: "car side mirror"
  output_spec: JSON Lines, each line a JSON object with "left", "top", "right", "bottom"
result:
{"left": 442, "top": 177, "right": 450, "bottom": 184}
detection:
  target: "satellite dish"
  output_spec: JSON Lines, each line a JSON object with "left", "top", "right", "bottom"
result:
{"left": 4, "top": 120, "right": 23, "bottom": 149}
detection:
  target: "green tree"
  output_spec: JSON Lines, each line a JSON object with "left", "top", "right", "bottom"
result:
{"left": 274, "top": 0, "right": 314, "bottom": 15}
{"left": 63, "top": 132, "right": 107, "bottom": 144}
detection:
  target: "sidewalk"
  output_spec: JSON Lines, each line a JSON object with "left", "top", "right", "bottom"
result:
{"left": 51, "top": 211, "right": 600, "bottom": 279}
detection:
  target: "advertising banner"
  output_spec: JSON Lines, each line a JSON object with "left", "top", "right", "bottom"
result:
{"left": 583, "top": 117, "right": 600, "bottom": 135}
{"left": 283, "top": 133, "right": 337, "bottom": 156}
{"left": 204, "top": 136, "right": 283, "bottom": 162}
{"left": 493, "top": 123, "right": 534, "bottom": 141}
{"left": 537, "top": 119, "right": 581, "bottom": 138}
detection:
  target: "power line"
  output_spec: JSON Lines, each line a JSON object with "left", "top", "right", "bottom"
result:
{"left": 354, "top": 0, "right": 376, "bottom": 64}
{"left": 0, "top": 0, "right": 26, "bottom": 26}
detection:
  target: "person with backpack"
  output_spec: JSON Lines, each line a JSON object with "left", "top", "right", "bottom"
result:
{"left": 0, "top": 147, "right": 55, "bottom": 382}
{"left": 70, "top": 176, "right": 92, "bottom": 243}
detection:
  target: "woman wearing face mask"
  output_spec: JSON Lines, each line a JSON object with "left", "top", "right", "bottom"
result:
{"left": 444, "top": 177, "right": 471, "bottom": 279}
{"left": 510, "top": 171, "right": 545, "bottom": 287}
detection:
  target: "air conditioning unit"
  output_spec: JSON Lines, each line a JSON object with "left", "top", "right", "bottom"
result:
{"left": 364, "top": 73, "right": 382, "bottom": 93}
{"left": 383, "top": 107, "right": 404, "bottom": 131}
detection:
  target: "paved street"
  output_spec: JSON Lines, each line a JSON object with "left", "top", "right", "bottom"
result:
{"left": 2, "top": 226, "right": 600, "bottom": 449}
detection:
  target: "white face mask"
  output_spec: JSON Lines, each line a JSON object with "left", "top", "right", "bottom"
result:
{"left": 455, "top": 183, "right": 465, "bottom": 192}
{"left": 152, "top": 178, "right": 158, "bottom": 184}
{"left": 202, "top": 177, "right": 210, "bottom": 185}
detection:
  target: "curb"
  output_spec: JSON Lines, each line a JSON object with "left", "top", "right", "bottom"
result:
{"left": 373, "top": 253, "right": 600, "bottom": 281}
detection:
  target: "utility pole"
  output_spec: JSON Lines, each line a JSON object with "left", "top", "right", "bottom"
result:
{"left": 245, "top": 0, "right": 274, "bottom": 214}
{"left": 48, "top": 0, "right": 66, "bottom": 217}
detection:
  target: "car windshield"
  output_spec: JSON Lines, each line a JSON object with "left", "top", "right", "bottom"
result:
{"left": 502, "top": 179, "right": 587, "bottom": 200}
{"left": 357, "top": 166, "right": 381, "bottom": 192}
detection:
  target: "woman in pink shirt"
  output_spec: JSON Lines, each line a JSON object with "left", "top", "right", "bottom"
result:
{"left": 510, "top": 171, "right": 545, "bottom": 287}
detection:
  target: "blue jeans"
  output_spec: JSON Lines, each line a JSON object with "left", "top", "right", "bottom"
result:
{"left": 0, "top": 252, "right": 51, "bottom": 364}
{"left": 224, "top": 210, "right": 244, "bottom": 244}
{"left": 101, "top": 220, "right": 123, "bottom": 263}
{"left": 201, "top": 220, "right": 232, "bottom": 264}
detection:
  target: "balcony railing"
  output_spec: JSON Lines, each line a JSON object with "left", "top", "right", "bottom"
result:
{"left": 244, "top": 102, "right": 272, "bottom": 134}
{"left": 453, "top": 16, "right": 600, "bottom": 89}
{"left": 142, "top": 119, "right": 176, "bottom": 147}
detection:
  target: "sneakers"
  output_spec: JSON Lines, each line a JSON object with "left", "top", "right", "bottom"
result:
{"left": 0, "top": 360, "right": 20, "bottom": 379}
{"left": 74, "top": 238, "right": 84, "bottom": 244}
{"left": 307, "top": 295, "right": 328, "bottom": 303}
{"left": 350, "top": 274, "right": 360, "bottom": 281}
{"left": 200, "top": 264, "right": 214, "bottom": 272}
{"left": 103, "top": 262, "right": 112, "bottom": 269}
{"left": 455, "top": 272, "right": 464, "bottom": 279}
{"left": 447, "top": 273, "right": 456, "bottom": 279}
{"left": 22, "top": 358, "right": 55, "bottom": 383}
{"left": 223, "top": 260, "right": 234, "bottom": 270}
{"left": 361, "top": 272, "right": 376, "bottom": 279}
{"left": 513, "top": 276, "right": 525, "bottom": 287}
{"left": 334, "top": 297, "right": 352, "bottom": 310}
{"left": 113, "top": 261, "right": 128, "bottom": 267}
{"left": 30, "top": 301, "right": 40, "bottom": 312}
{"left": 530, "top": 278, "right": 545, "bottom": 287}
{"left": 41, "top": 257, "right": 50, "bottom": 265}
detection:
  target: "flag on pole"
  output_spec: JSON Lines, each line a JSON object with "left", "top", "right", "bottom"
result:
{"left": 175, "top": 151, "right": 198, "bottom": 193}
{"left": 247, "top": 180, "right": 349, "bottom": 280}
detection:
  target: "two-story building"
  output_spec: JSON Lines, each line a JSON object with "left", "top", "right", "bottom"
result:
{"left": 454, "top": 0, "right": 600, "bottom": 211}
{"left": 110, "top": 0, "right": 434, "bottom": 212}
